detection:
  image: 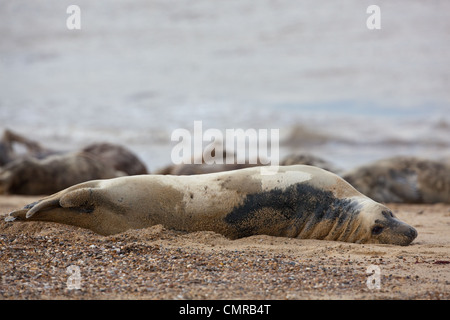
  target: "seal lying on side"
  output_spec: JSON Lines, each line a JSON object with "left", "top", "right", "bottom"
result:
{"left": 0, "top": 152, "right": 123, "bottom": 195}
{"left": 280, "top": 153, "right": 342, "bottom": 175}
{"left": 343, "top": 156, "right": 450, "bottom": 204}
{"left": 0, "top": 129, "right": 59, "bottom": 166}
{"left": 0, "top": 129, "right": 149, "bottom": 195}
{"left": 0, "top": 129, "right": 148, "bottom": 175}
{"left": 155, "top": 149, "right": 264, "bottom": 175}
{"left": 6, "top": 165, "right": 417, "bottom": 245}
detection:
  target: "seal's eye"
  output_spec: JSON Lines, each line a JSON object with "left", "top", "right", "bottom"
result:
{"left": 382, "top": 210, "right": 394, "bottom": 218}
{"left": 372, "top": 226, "right": 384, "bottom": 235}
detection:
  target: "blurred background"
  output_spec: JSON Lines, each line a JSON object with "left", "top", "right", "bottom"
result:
{"left": 1, "top": 0, "right": 449, "bottom": 172}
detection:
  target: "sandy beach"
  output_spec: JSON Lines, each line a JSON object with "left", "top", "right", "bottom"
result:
{"left": 1, "top": 0, "right": 449, "bottom": 303}
{"left": 1, "top": 194, "right": 449, "bottom": 300}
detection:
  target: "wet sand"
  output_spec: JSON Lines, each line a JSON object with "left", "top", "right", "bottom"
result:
{"left": 0, "top": 195, "right": 449, "bottom": 300}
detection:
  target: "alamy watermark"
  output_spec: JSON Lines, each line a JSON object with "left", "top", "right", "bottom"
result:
{"left": 366, "top": 265, "right": 381, "bottom": 290}
{"left": 366, "top": 5, "right": 381, "bottom": 30}
{"left": 0, "top": 261, "right": 385, "bottom": 293}
{"left": 62, "top": 263, "right": 381, "bottom": 291}
{"left": 170, "top": 121, "right": 280, "bottom": 175}
{"left": 66, "top": 265, "right": 81, "bottom": 290}
{"left": 66, "top": 5, "right": 81, "bottom": 30}
{"left": 65, "top": 4, "right": 380, "bottom": 31}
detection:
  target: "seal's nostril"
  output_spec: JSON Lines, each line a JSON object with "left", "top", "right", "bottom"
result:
{"left": 409, "top": 227, "right": 418, "bottom": 240}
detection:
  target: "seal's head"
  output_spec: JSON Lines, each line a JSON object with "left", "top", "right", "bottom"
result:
{"left": 359, "top": 200, "right": 417, "bottom": 246}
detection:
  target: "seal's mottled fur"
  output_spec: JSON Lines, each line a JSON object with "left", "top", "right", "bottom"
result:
{"left": 7, "top": 165, "right": 417, "bottom": 245}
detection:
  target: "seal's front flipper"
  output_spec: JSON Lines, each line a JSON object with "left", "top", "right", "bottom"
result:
{"left": 59, "top": 188, "right": 96, "bottom": 213}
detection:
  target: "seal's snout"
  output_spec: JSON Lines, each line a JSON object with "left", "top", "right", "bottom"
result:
{"left": 395, "top": 222, "right": 418, "bottom": 246}
{"left": 406, "top": 225, "right": 418, "bottom": 243}
{"left": 370, "top": 210, "right": 419, "bottom": 246}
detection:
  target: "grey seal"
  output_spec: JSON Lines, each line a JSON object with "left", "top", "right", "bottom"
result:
{"left": 6, "top": 165, "right": 417, "bottom": 245}
{"left": 343, "top": 156, "right": 450, "bottom": 204}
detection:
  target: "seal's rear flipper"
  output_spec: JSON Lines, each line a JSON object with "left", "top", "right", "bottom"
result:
{"left": 5, "top": 198, "right": 61, "bottom": 221}
{"left": 26, "top": 188, "right": 96, "bottom": 218}
{"left": 5, "top": 209, "right": 27, "bottom": 221}
{"left": 25, "top": 199, "right": 61, "bottom": 218}
{"left": 5, "top": 183, "right": 98, "bottom": 223}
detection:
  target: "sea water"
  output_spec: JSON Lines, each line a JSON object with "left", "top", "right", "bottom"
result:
{"left": 1, "top": 0, "right": 449, "bottom": 172}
